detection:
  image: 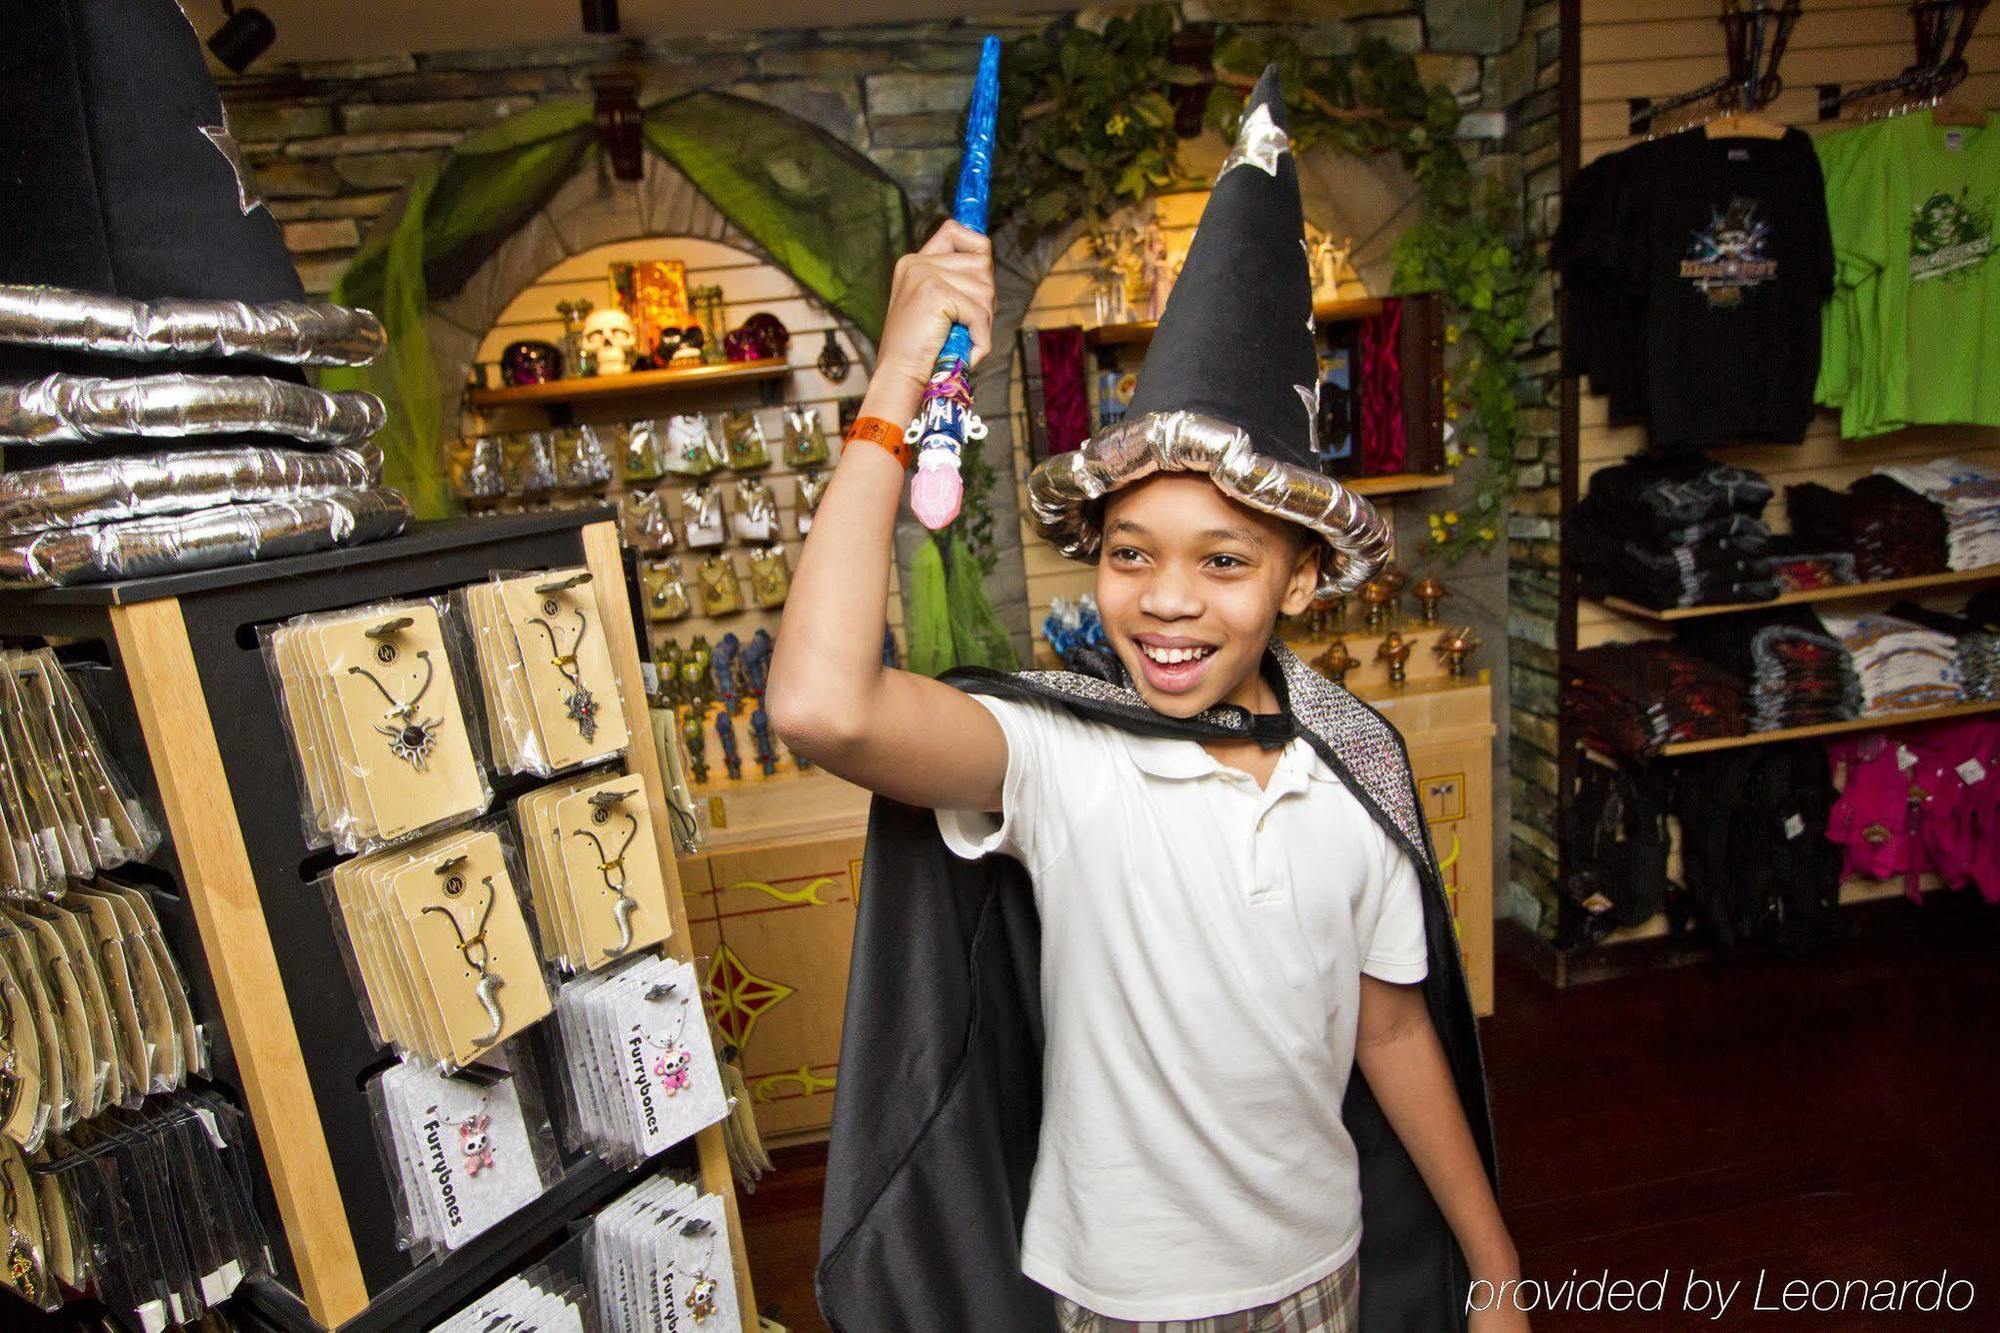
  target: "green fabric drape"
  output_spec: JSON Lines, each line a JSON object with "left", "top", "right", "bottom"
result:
{"left": 330, "top": 101, "right": 594, "bottom": 519}
{"left": 906, "top": 532, "right": 1020, "bottom": 676}
{"left": 640, "top": 91, "right": 909, "bottom": 344}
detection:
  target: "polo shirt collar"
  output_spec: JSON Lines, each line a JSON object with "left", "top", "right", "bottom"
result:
{"left": 1118, "top": 730, "right": 1341, "bottom": 785}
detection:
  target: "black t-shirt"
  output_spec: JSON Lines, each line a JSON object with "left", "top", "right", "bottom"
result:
{"left": 1558, "top": 140, "right": 1665, "bottom": 425}
{"left": 1604, "top": 128, "right": 1834, "bottom": 451}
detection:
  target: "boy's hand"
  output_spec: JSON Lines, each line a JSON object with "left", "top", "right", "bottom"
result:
{"left": 1470, "top": 1303, "right": 1531, "bottom": 1333}
{"left": 872, "top": 220, "right": 996, "bottom": 396}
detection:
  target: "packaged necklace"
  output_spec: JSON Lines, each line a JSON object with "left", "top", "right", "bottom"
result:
{"left": 794, "top": 468, "right": 828, "bottom": 536}
{"left": 718, "top": 409, "right": 770, "bottom": 472}
{"left": 621, "top": 486, "right": 676, "bottom": 553}
{"left": 695, "top": 554, "right": 743, "bottom": 618}
{"left": 680, "top": 483, "right": 726, "bottom": 550}
{"left": 513, "top": 768, "right": 673, "bottom": 974}
{"left": 746, "top": 543, "right": 790, "bottom": 609}
{"left": 264, "top": 598, "right": 492, "bottom": 854}
{"left": 562, "top": 426, "right": 615, "bottom": 491}
{"left": 551, "top": 954, "right": 727, "bottom": 1169}
{"left": 729, "top": 476, "right": 777, "bottom": 544}
{"left": 364, "top": 1049, "right": 558, "bottom": 1263}
{"left": 641, "top": 558, "right": 692, "bottom": 623}
{"left": 659, "top": 414, "right": 722, "bottom": 478}
{"left": 456, "top": 568, "right": 631, "bottom": 778}
{"left": 589, "top": 1174, "right": 740, "bottom": 1333}
{"left": 781, "top": 404, "right": 830, "bottom": 469}
{"left": 434, "top": 1230, "right": 593, "bottom": 1333}
{"left": 618, "top": 418, "right": 664, "bottom": 482}
{"left": 323, "top": 821, "right": 553, "bottom": 1070}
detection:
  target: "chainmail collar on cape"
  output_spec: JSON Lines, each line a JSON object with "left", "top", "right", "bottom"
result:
{"left": 940, "top": 639, "right": 1431, "bottom": 876}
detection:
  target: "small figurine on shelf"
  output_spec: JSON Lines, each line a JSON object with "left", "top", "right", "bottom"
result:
{"left": 750, "top": 705, "right": 778, "bottom": 777}
{"left": 657, "top": 639, "right": 684, "bottom": 707}
{"left": 738, "top": 627, "right": 772, "bottom": 698}
{"left": 712, "top": 633, "right": 742, "bottom": 711}
{"left": 1433, "top": 626, "right": 1481, "bottom": 678}
{"left": 691, "top": 286, "right": 728, "bottom": 364}
{"left": 1414, "top": 576, "right": 1448, "bottom": 626}
{"left": 1375, "top": 630, "right": 1412, "bottom": 687}
{"left": 1327, "top": 592, "right": 1348, "bottom": 630}
{"left": 1360, "top": 579, "right": 1392, "bottom": 632}
{"left": 683, "top": 635, "right": 714, "bottom": 711}
{"left": 501, "top": 340, "right": 562, "bottom": 386}
{"left": 582, "top": 307, "right": 639, "bottom": 376}
{"left": 1313, "top": 638, "right": 1357, "bottom": 685}
{"left": 682, "top": 710, "right": 709, "bottom": 785}
{"left": 714, "top": 707, "right": 741, "bottom": 780}
{"left": 556, "top": 299, "right": 595, "bottom": 377}
{"left": 1378, "top": 562, "right": 1408, "bottom": 617}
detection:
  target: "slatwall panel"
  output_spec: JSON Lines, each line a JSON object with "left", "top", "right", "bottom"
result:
{"left": 1575, "top": 0, "right": 2000, "bottom": 653}
{"left": 469, "top": 237, "right": 899, "bottom": 651}
{"left": 1007, "top": 190, "right": 1391, "bottom": 666}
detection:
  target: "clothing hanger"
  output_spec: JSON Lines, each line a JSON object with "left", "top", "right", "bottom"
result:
{"left": 1929, "top": 96, "right": 1991, "bottom": 127}
{"left": 1704, "top": 111, "right": 1790, "bottom": 139}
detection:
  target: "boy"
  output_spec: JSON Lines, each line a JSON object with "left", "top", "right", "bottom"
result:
{"left": 774, "top": 67, "right": 1521, "bottom": 1332}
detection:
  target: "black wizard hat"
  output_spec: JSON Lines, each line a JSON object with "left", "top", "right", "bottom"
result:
{"left": 0, "top": 0, "right": 409, "bottom": 587}
{"left": 1026, "top": 64, "right": 1389, "bottom": 596}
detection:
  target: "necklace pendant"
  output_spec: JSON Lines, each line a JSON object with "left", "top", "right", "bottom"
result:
{"left": 565, "top": 684, "right": 600, "bottom": 742}
{"left": 7, "top": 1235, "right": 37, "bottom": 1300}
{"left": 378, "top": 714, "right": 442, "bottom": 770}
{"left": 686, "top": 1273, "right": 718, "bottom": 1320}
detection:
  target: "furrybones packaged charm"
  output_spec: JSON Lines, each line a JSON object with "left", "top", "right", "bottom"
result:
{"left": 264, "top": 599, "right": 490, "bottom": 852}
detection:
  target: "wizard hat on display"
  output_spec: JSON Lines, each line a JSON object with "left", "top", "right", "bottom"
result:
{"left": 1025, "top": 64, "right": 1390, "bottom": 597}
{"left": 0, "top": 0, "right": 408, "bottom": 587}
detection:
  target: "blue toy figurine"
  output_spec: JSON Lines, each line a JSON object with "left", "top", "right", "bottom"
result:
{"left": 751, "top": 706, "right": 778, "bottom": 776}
{"left": 714, "top": 706, "right": 741, "bottom": 781}
{"left": 712, "top": 632, "right": 741, "bottom": 711}
{"left": 740, "top": 627, "right": 774, "bottom": 699}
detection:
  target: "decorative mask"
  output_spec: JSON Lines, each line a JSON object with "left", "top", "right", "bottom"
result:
{"left": 581, "top": 308, "right": 639, "bottom": 376}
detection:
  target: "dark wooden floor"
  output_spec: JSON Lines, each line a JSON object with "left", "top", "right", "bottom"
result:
{"left": 738, "top": 893, "right": 2000, "bottom": 1331}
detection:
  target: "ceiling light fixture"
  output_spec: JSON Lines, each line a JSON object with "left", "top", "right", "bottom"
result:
{"left": 207, "top": 1, "right": 276, "bottom": 74}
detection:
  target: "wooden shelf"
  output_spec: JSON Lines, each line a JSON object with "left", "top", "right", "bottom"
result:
{"left": 1344, "top": 470, "right": 1455, "bottom": 497}
{"left": 468, "top": 356, "right": 790, "bottom": 409}
{"left": 1592, "top": 873, "right": 1948, "bottom": 948}
{"left": 1595, "top": 563, "right": 2000, "bottom": 623}
{"left": 1084, "top": 296, "right": 1386, "bottom": 347}
{"left": 1656, "top": 698, "right": 2000, "bottom": 757}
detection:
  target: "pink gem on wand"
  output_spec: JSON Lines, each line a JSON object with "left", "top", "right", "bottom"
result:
{"left": 910, "top": 458, "right": 963, "bottom": 529}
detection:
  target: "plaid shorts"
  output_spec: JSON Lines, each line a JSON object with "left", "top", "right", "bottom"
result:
{"left": 1053, "top": 1253, "right": 1360, "bottom": 1333}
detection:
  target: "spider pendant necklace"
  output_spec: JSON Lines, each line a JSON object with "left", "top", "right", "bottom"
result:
{"left": 530, "top": 602, "right": 599, "bottom": 744}
{"left": 422, "top": 872, "right": 506, "bottom": 1047}
{"left": 348, "top": 645, "right": 443, "bottom": 770}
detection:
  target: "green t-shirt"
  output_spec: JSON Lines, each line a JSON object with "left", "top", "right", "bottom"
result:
{"left": 1816, "top": 111, "right": 2000, "bottom": 438}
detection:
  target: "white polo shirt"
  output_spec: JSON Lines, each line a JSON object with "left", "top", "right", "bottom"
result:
{"left": 935, "top": 692, "right": 1428, "bottom": 1322}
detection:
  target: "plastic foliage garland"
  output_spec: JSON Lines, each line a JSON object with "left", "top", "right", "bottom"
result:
{"left": 985, "top": 10, "right": 1537, "bottom": 564}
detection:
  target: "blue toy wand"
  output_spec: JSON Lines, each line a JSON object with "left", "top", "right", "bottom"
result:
{"left": 907, "top": 34, "right": 1001, "bottom": 530}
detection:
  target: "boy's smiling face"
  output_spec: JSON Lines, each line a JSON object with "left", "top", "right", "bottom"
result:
{"left": 1094, "top": 473, "right": 1323, "bottom": 717}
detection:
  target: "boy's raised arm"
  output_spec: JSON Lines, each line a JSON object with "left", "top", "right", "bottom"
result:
{"left": 766, "top": 221, "right": 1010, "bottom": 814}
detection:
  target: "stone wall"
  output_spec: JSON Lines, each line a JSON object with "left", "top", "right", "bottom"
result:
{"left": 218, "top": 2, "right": 1565, "bottom": 906}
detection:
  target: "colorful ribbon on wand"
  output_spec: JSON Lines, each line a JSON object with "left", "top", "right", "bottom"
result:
{"left": 907, "top": 34, "right": 1001, "bottom": 531}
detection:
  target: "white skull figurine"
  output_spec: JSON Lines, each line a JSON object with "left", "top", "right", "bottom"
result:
{"left": 581, "top": 308, "right": 638, "bottom": 376}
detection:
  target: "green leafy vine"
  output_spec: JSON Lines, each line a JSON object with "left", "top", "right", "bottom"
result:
{"left": 978, "top": 8, "right": 1537, "bottom": 563}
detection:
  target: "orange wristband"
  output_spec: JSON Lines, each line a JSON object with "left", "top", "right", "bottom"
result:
{"left": 846, "top": 415, "right": 911, "bottom": 470}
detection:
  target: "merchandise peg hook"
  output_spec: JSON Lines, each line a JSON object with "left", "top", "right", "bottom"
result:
{"left": 365, "top": 615, "right": 414, "bottom": 639}
{"left": 535, "top": 572, "right": 594, "bottom": 595}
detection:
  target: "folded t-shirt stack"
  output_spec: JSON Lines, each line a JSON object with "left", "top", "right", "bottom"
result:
{"left": 1887, "top": 597, "right": 2000, "bottom": 703}
{"left": 1816, "top": 609, "right": 1964, "bottom": 715}
{"left": 1678, "top": 609, "right": 1861, "bottom": 732}
{"left": 1574, "top": 453, "right": 1778, "bottom": 609}
{"left": 1761, "top": 534, "right": 1858, "bottom": 594}
{"left": 1566, "top": 641, "right": 1747, "bottom": 760}
{"left": 1873, "top": 459, "right": 2000, "bottom": 573}
{"left": 1786, "top": 475, "right": 1949, "bottom": 581}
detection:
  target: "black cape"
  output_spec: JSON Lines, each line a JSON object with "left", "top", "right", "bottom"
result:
{"left": 817, "top": 643, "right": 1498, "bottom": 1330}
